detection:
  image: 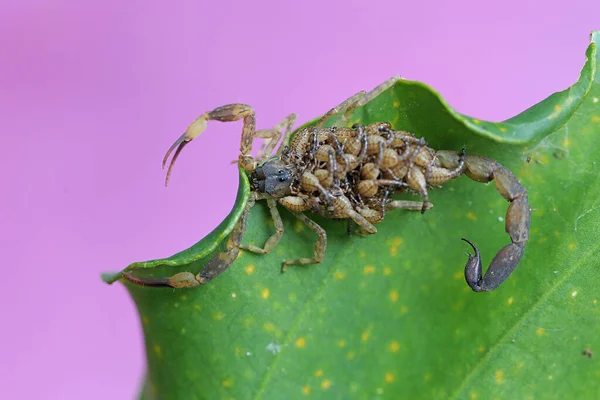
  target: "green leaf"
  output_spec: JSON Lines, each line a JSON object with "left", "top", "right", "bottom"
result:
{"left": 101, "top": 167, "right": 250, "bottom": 285}
{"left": 106, "top": 32, "right": 600, "bottom": 399}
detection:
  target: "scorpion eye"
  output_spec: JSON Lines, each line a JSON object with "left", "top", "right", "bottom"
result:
{"left": 278, "top": 169, "right": 284, "bottom": 174}
{"left": 278, "top": 177, "right": 287, "bottom": 182}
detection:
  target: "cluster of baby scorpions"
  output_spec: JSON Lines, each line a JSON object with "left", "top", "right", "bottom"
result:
{"left": 123, "top": 76, "right": 530, "bottom": 292}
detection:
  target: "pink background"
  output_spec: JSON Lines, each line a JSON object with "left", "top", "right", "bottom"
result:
{"left": 1, "top": 0, "right": 598, "bottom": 398}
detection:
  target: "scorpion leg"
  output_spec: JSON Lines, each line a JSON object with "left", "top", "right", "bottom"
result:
{"left": 333, "top": 195, "right": 378, "bottom": 236}
{"left": 327, "top": 130, "right": 352, "bottom": 173}
{"left": 256, "top": 113, "right": 297, "bottom": 159}
{"left": 276, "top": 113, "right": 299, "bottom": 153}
{"left": 163, "top": 104, "right": 258, "bottom": 185}
{"left": 437, "top": 152, "right": 530, "bottom": 292}
{"left": 281, "top": 212, "right": 327, "bottom": 272}
{"left": 315, "top": 75, "right": 402, "bottom": 128}
{"left": 315, "top": 91, "right": 366, "bottom": 128}
{"left": 356, "top": 199, "right": 433, "bottom": 225}
{"left": 406, "top": 166, "right": 430, "bottom": 214}
{"left": 238, "top": 198, "right": 284, "bottom": 254}
{"left": 387, "top": 200, "right": 433, "bottom": 212}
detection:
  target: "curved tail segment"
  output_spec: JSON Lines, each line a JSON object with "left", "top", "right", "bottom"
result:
{"left": 437, "top": 152, "right": 530, "bottom": 292}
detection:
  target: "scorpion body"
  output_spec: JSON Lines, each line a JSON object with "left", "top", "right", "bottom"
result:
{"left": 123, "top": 76, "right": 530, "bottom": 292}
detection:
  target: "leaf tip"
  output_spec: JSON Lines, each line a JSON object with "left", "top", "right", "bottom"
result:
{"left": 101, "top": 271, "right": 123, "bottom": 285}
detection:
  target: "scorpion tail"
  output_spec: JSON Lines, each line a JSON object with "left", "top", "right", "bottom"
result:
{"left": 459, "top": 155, "right": 530, "bottom": 292}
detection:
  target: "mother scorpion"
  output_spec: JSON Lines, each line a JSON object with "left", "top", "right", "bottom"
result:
{"left": 123, "top": 77, "right": 530, "bottom": 292}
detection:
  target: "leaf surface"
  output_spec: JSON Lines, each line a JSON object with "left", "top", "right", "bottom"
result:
{"left": 105, "top": 32, "right": 600, "bottom": 400}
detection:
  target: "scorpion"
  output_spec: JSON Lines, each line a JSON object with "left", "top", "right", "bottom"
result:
{"left": 123, "top": 76, "right": 530, "bottom": 292}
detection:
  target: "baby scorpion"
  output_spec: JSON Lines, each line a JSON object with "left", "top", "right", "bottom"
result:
{"left": 123, "top": 77, "right": 530, "bottom": 292}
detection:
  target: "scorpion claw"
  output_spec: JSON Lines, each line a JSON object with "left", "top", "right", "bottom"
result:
{"left": 163, "top": 138, "right": 190, "bottom": 186}
{"left": 162, "top": 113, "right": 209, "bottom": 186}
{"left": 461, "top": 238, "right": 524, "bottom": 292}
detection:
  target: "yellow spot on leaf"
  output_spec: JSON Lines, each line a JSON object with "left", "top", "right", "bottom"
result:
{"left": 321, "top": 379, "right": 331, "bottom": 390}
{"left": 592, "top": 115, "right": 600, "bottom": 123}
{"left": 495, "top": 370, "right": 504, "bottom": 384}
{"left": 548, "top": 104, "right": 562, "bottom": 119}
{"left": 153, "top": 344, "right": 162, "bottom": 358}
{"left": 288, "top": 293, "right": 297, "bottom": 302}
{"left": 180, "top": 295, "right": 187, "bottom": 301}
{"left": 568, "top": 242, "right": 576, "bottom": 250}
{"left": 507, "top": 296, "right": 514, "bottom": 305}
{"left": 338, "top": 339, "right": 346, "bottom": 348}
{"left": 213, "top": 312, "right": 225, "bottom": 321}
{"left": 385, "top": 372, "right": 395, "bottom": 383}
{"left": 364, "top": 265, "right": 376, "bottom": 275}
{"left": 472, "top": 119, "right": 481, "bottom": 124}
{"left": 393, "top": 101, "right": 400, "bottom": 108}
{"left": 222, "top": 378, "right": 233, "bottom": 388}
{"left": 261, "top": 288, "right": 270, "bottom": 299}
{"left": 334, "top": 270, "right": 346, "bottom": 280}
{"left": 389, "top": 340, "right": 400, "bottom": 352}
{"left": 360, "top": 251, "right": 366, "bottom": 257}
{"left": 296, "top": 337, "right": 306, "bottom": 348}
{"left": 388, "top": 237, "right": 403, "bottom": 256}
{"left": 424, "top": 373, "right": 431, "bottom": 382}
{"left": 536, "top": 327, "right": 545, "bottom": 336}
{"left": 499, "top": 126, "right": 507, "bottom": 133}
{"left": 470, "top": 391, "right": 479, "bottom": 400}
{"left": 315, "top": 369, "right": 324, "bottom": 377}
{"left": 264, "top": 322, "right": 276, "bottom": 332}
{"left": 361, "top": 329, "right": 371, "bottom": 342}
{"left": 466, "top": 211, "right": 477, "bottom": 221}
{"left": 142, "top": 316, "right": 149, "bottom": 325}
{"left": 563, "top": 138, "right": 571, "bottom": 148}
{"left": 517, "top": 361, "right": 525, "bottom": 369}
{"left": 554, "top": 231, "right": 561, "bottom": 237}
{"left": 478, "top": 345, "right": 485, "bottom": 353}
{"left": 347, "top": 351, "right": 355, "bottom": 360}
{"left": 400, "top": 305, "right": 408, "bottom": 314}
{"left": 193, "top": 304, "right": 202, "bottom": 311}
{"left": 302, "top": 386, "right": 311, "bottom": 395}
{"left": 384, "top": 267, "right": 392, "bottom": 276}
{"left": 390, "top": 237, "right": 403, "bottom": 247}
{"left": 294, "top": 219, "right": 305, "bottom": 232}
{"left": 245, "top": 264, "right": 255, "bottom": 274}
{"left": 453, "top": 271, "right": 463, "bottom": 280}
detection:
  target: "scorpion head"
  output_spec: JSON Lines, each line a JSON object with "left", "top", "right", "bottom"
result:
{"left": 250, "top": 158, "right": 294, "bottom": 197}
